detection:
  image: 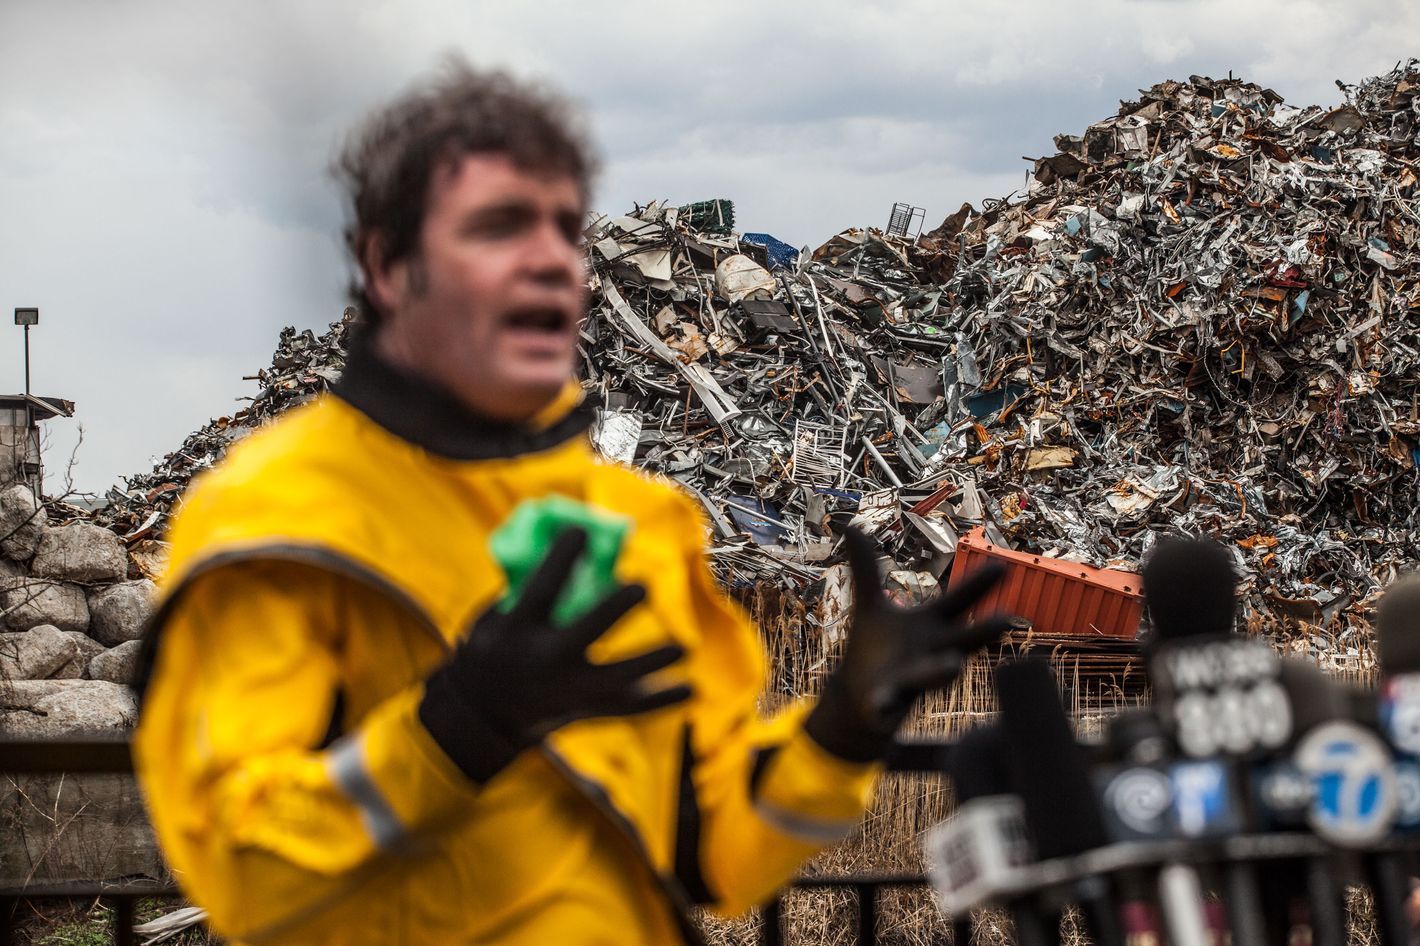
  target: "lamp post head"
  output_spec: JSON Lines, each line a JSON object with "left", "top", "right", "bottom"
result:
{"left": 14, "top": 308, "right": 38, "bottom": 326}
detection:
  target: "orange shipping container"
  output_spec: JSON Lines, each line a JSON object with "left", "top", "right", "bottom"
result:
{"left": 947, "top": 527, "right": 1143, "bottom": 639}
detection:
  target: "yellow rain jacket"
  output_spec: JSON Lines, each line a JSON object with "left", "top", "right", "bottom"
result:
{"left": 134, "top": 345, "right": 880, "bottom": 946}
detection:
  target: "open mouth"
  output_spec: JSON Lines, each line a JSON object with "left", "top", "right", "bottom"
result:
{"left": 503, "top": 307, "right": 571, "bottom": 334}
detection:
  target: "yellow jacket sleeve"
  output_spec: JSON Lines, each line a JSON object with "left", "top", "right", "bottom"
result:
{"left": 677, "top": 536, "right": 882, "bottom": 915}
{"left": 134, "top": 562, "right": 483, "bottom": 940}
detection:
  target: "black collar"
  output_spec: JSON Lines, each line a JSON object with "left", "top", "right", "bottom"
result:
{"left": 332, "top": 339, "right": 593, "bottom": 461}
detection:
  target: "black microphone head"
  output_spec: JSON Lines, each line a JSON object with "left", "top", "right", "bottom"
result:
{"left": 949, "top": 724, "right": 1010, "bottom": 803}
{"left": 995, "top": 657, "right": 1109, "bottom": 858}
{"left": 1276, "top": 658, "right": 1349, "bottom": 744}
{"left": 1141, "top": 535, "right": 1239, "bottom": 645}
{"left": 1377, "top": 575, "right": 1420, "bottom": 677}
{"left": 1344, "top": 680, "right": 1382, "bottom": 730}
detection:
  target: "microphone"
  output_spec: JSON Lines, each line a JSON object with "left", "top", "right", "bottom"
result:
{"left": 1142, "top": 536, "right": 1306, "bottom": 946}
{"left": 1094, "top": 709, "right": 1214, "bottom": 946}
{"left": 1284, "top": 664, "right": 1398, "bottom": 847}
{"left": 1294, "top": 706, "right": 1405, "bottom": 946}
{"left": 1376, "top": 578, "right": 1420, "bottom": 826}
{"left": 1364, "top": 576, "right": 1420, "bottom": 946}
{"left": 1097, "top": 711, "right": 1174, "bottom": 843}
{"left": 1143, "top": 537, "right": 1363, "bottom": 946}
{"left": 1142, "top": 538, "right": 1292, "bottom": 761}
{"left": 1265, "top": 660, "right": 1365, "bottom": 946}
{"left": 925, "top": 724, "right": 1045, "bottom": 945}
{"left": 1376, "top": 575, "right": 1420, "bottom": 687}
{"left": 1377, "top": 576, "right": 1420, "bottom": 789}
{"left": 995, "top": 657, "right": 1125, "bottom": 946}
{"left": 1247, "top": 662, "right": 1349, "bottom": 833}
{"left": 1377, "top": 581, "right": 1420, "bottom": 868}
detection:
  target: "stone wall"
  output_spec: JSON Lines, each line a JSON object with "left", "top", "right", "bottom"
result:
{"left": 0, "top": 483, "right": 163, "bottom": 885}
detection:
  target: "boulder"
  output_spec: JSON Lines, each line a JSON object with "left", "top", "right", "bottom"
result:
{"left": 0, "top": 484, "right": 47, "bottom": 561}
{"left": 0, "top": 625, "right": 77, "bottom": 680}
{"left": 87, "top": 580, "right": 156, "bottom": 645}
{"left": 1, "top": 579, "right": 88, "bottom": 632}
{"left": 0, "top": 557, "right": 22, "bottom": 592}
{"left": 0, "top": 679, "right": 137, "bottom": 737}
{"left": 59, "top": 630, "right": 106, "bottom": 678}
{"left": 30, "top": 522, "right": 128, "bottom": 583}
{"left": 87, "top": 640, "right": 142, "bottom": 685}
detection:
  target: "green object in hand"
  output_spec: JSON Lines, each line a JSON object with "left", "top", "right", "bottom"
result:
{"left": 490, "top": 496, "right": 631, "bottom": 626}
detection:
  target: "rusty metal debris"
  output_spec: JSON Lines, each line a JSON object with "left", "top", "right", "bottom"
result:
{"left": 95, "top": 60, "right": 1420, "bottom": 656}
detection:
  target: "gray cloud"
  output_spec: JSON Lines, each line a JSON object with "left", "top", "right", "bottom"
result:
{"left": 0, "top": 0, "right": 1415, "bottom": 494}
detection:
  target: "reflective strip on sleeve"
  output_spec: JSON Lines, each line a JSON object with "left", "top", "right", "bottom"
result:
{"left": 326, "top": 735, "right": 405, "bottom": 850}
{"left": 752, "top": 798, "right": 860, "bottom": 845}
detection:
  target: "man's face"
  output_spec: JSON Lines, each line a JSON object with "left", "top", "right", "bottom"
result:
{"left": 370, "top": 153, "right": 587, "bottom": 421}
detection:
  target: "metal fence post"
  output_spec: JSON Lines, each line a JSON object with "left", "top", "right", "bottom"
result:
{"left": 760, "top": 894, "right": 783, "bottom": 946}
{"left": 856, "top": 883, "right": 877, "bottom": 944}
{"left": 113, "top": 897, "right": 136, "bottom": 946}
{"left": 1, "top": 895, "right": 16, "bottom": 946}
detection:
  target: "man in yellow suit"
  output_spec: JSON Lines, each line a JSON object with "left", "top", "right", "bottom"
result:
{"left": 134, "top": 62, "right": 1009, "bottom": 945}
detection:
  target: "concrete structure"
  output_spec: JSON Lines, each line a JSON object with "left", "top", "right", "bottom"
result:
{"left": 0, "top": 393, "right": 75, "bottom": 493}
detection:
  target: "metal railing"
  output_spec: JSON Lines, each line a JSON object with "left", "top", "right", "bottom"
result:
{"left": 1, "top": 739, "right": 178, "bottom": 946}
{"left": 1, "top": 738, "right": 951, "bottom": 946}
{"left": 1, "top": 879, "right": 177, "bottom": 946}
{"left": 759, "top": 874, "right": 933, "bottom": 946}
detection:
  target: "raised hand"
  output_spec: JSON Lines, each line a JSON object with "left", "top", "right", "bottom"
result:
{"left": 805, "top": 525, "right": 1015, "bottom": 763}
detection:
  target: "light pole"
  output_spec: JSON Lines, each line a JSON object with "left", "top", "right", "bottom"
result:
{"left": 14, "top": 307, "right": 39, "bottom": 484}
{"left": 15, "top": 307, "right": 38, "bottom": 399}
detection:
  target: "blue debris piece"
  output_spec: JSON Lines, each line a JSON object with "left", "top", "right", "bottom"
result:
{"left": 920, "top": 420, "right": 955, "bottom": 458}
{"left": 814, "top": 488, "right": 863, "bottom": 504}
{"left": 725, "top": 495, "right": 790, "bottom": 545}
{"left": 965, "top": 384, "right": 1028, "bottom": 421}
{"left": 741, "top": 232, "right": 801, "bottom": 270}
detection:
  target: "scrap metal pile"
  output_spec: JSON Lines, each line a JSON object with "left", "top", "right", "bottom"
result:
{"left": 912, "top": 60, "right": 1420, "bottom": 652}
{"left": 96, "top": 60, "right": 1420, "bottom": 653}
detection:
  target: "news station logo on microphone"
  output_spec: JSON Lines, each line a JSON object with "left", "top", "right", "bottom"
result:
{"left": 1170, "top": 760, "right": 1244, "bottom": 838}
{"left": 1379, "top": 674, "right": 1420, "bottom": 830}
{"left": 1394, "top": 759, "right": 1420, "bottom": 830}
{"left": 1101, "top": 766, "right": 1173, "bottom": 839}
{"left": 1295, "top": 720, "right": 1399, "bottom": 847}
{"left": 1380, "top": 674, "right": 1420, "bottom": 757}
{"left": 1154, "top": 637, "right": 1293, "bottom": 759}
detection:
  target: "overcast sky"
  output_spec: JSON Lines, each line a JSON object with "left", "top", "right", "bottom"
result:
{"left": 1, "top": 0, "right": 1416, "bottom": 496}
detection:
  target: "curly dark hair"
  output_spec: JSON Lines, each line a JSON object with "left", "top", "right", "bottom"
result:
{"left": 334, "top": 58, "right": 597, "bottom": 327}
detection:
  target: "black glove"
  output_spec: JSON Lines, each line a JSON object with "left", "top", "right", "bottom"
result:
{"left": 420, "top": 527, "right": 691, "bottom": 784}
{"left": 805, "top": 525, "right": 1015, "bottom": 763}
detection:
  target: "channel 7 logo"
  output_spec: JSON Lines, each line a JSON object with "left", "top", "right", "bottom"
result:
{"left": 1296, "top": 721, "right": 1398, "bottom": 847}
